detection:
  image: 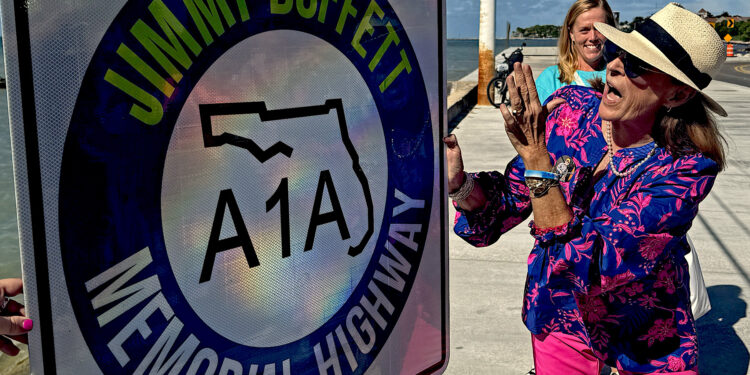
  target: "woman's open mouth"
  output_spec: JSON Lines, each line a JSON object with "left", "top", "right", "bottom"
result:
{"left": 603, "top": 82, "right": 622, "bottom": 105}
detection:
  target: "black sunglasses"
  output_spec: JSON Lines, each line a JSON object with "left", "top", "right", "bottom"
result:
{"left": 603, "top": 40, "right": 662, "bottom": 78}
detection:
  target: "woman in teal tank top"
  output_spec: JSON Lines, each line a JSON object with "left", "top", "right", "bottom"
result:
{"left": 535, "top": 0, "right": 616, "bottom": 103}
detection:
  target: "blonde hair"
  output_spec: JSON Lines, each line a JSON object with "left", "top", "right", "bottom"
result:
{"left": 557, "top": 0, "right": 616, "bottom": 84}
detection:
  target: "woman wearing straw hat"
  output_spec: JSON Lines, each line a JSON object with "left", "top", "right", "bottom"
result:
{"left": 446, "top": 3, "right": 726, "bottom": 373}
{"left": 535, "top": 0, "right": 616, "bottom": 103}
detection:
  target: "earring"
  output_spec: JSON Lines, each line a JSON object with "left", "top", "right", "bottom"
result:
{"left": 666, "top": 106, "right": 672, "bottom": 113}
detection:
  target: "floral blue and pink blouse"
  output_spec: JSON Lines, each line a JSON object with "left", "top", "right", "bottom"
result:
{"left": 453, "top": 86, "right": 718, "bottom": 372}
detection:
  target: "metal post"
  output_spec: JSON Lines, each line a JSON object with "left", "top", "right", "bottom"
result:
{"left": 506, "top": 22, "right": 510, "bottom": 50}
{"left": 477, "top": 0, "right": 495, "bottom": 106}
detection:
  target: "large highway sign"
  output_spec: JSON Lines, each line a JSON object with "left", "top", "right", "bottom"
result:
{"left": 0, "top": 0, "right": 448, "bottom": 373}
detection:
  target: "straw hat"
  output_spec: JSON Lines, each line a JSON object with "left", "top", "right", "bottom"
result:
{"left": 594, "top": 2, "right": 727, "bottom": 116}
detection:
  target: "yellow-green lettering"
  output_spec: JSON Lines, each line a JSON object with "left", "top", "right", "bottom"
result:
{"left": 379, "top": 49, "right": 411, "bottom": 93}
{"left": 352, "top": 0, "right": 384, "bottom": 58}
{"left": 296, "top": 0, "right": 317, "bottom": 19}
{"left": 369, "top": 22, "right": 399, "bottom": 71}
{"left": 270, "top": 0, "right": 293, "bottom": 14}
{"left": 236, "top": 0, "right": 250, "bottom": 21}
{"left": 183, "top": 0, "right": 237, "bottom": 45}
{"left": 104, "top": 69, "right": 164, "bottom": 126}
{"left": 117, "top": 44, "right": 175, "bottom": 97}
{"left": 131, "top": 0, "right": 202, "bottom": 83}
{"left": 335, "top": 0, "right": 357, "bottom": 34}
{"left": 317, "top": 0, "right": 336, "bottom": 23}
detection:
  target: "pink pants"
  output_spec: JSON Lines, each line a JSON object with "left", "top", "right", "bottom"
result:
{"left": 531, "top": 332, "right": 699, "bottom": 375}
{"left": 532, "top": 332, "right": 601, "bottom": 375}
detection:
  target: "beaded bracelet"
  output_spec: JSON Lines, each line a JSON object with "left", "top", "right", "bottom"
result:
{"left": 448, "top": 172, "right": 475, "bottom": 201}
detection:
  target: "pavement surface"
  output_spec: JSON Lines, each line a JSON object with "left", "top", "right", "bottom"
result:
{"left": 715, "top": 59, "right": 750, "bottom": 88}
{"left": 444, "top": 48, "right": 750, "bottom": 375}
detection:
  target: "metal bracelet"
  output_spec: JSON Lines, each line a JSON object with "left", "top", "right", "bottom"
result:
{"left": 524, "top": 156, "right": 576, "bottom": 199}
{"left": 525, "top": 177, "right": 559, "bottom": 199}
{"left": 449, "top": 172, "right": 475, "bottom": 201}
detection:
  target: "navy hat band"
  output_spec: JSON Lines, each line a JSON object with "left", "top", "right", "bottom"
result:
{"left": 636, "top": 19, "right": 713, "bottom": 89}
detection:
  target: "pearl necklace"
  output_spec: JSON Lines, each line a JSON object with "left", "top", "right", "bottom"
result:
{"left": 604, "top": 121, "right": 657, "bottom": 178}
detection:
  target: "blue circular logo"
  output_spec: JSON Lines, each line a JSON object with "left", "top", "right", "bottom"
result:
{"left": 59, "top": 1, "right": 433, "bottom": 374}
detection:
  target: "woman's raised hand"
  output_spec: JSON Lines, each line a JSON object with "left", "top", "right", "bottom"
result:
{"left": 443, "top": 134, "right": 465, "bottom": 193}
{"left": 499, "top": 63, "right": 565, "bottom": 170}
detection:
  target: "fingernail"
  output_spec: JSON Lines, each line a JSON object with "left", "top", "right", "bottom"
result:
{"left": 22, "top": 319, "right": 33, "bottom": 330}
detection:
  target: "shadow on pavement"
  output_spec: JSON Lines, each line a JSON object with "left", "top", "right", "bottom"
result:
{"left": 697, "top": 285, "right": 749, "bottom": 374}
{"left": 448, "top": 109, "right": 471, "bottom": 133}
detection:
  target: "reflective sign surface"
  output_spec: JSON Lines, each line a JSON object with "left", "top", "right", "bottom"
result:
{"left": 1, "top": 0, "right": 447, "bottom": 373}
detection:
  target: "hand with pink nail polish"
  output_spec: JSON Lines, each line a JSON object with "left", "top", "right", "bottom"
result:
{"left": 0, "top": 278, "right": 31, "bottom": 356}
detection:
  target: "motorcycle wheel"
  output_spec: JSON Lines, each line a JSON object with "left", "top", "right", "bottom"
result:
{"left": 487, "top": 76, "right": 507, "bottom": 108}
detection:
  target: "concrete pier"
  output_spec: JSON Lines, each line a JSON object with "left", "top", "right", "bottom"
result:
{"left": 445, "top": 47, "right": 750, "bottom": 374}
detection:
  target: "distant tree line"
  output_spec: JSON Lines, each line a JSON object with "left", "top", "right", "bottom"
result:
{"left": 514, "top": 25, "right": 560, "bottom": 38}
{"left": 513, "top": 10, "right": 749, "bottom": 42}
{"left": 702, "top": 10, "right": 732, "bottom": 18}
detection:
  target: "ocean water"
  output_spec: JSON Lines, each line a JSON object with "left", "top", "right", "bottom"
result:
{"left": 0, "top": 43, "right": 21, "bottom": 279}
{"left": 447, "top": 38, "right": 558, "bottom": 81}
{"left": 0, "top": 39, "right": 559, "bottom": 279}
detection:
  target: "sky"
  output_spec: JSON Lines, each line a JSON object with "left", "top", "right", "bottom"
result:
{"left": 448, "top": 0, "right": 750, "bottom": 38}
{"left": 0, "top": 1, "right": 747, "bottom": 39}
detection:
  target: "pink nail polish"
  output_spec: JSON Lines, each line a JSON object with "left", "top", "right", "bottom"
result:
{"left": 22, "top": 319, "right": 33, "bottom": 330}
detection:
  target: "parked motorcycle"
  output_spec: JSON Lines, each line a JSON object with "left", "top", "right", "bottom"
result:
{"left": 487, "top": 43, "right": 525, "bottom": 108}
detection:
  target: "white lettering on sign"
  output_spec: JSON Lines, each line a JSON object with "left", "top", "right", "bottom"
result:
{"left": 86, "top": 247, "right": 291, "bottom": 373}
{"left": 85, "top": 189, "right": 424, "bottom": 372}
{"left": 85, "top": 247, "right": 161, "bottom": 327}
{"left": 347, "top": 306, "right": 375, "bottom": 355}
{"left": 186, "top": 348, "right": 218, "bottom": 375}
{"left": 134, "top": 317, "right": 200, "bottom": 375}
{"left": 313, "top": 190, "right": 425, "bottom": 374}
{"left": 108, "top": 293, "right": 174, "bottom": 366}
